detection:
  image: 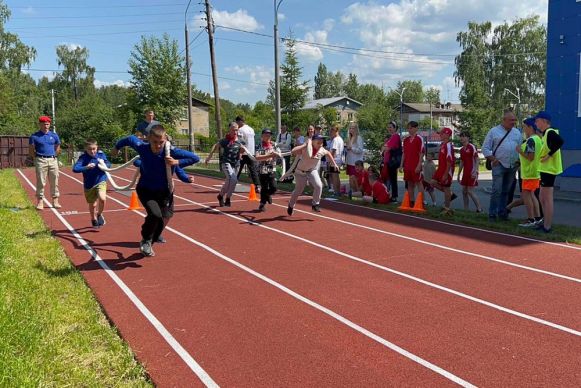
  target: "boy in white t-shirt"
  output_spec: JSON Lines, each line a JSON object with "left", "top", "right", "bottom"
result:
{"left": 327, "top": 126, "right": 344, "bottom": 195}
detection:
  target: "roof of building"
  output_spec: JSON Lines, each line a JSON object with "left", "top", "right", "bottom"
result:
{"left": 302, "top": 96, "right": 363, "bottom": 110}
{"left": 403, "top": 102, "right": 463, "bottom": 113}
{"left": 191, "top": 97, "right": 212, "bottom": 107}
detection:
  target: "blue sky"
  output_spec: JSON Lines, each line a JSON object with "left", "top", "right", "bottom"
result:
{"left": 5, "top": 0, "right": 547, "bottom": 105}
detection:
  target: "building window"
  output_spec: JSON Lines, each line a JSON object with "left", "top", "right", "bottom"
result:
{"left": 336, "top": 111, "right": 341, "bottom": 123}
{"left": 348, "top": 112, "right": 353, "bottom": 121}
{"left": 181, "top": 107, "right": 188, "bottom": 121}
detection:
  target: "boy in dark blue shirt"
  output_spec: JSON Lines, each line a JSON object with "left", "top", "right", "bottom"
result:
{"left": 113, "top": 125, "right": 200, "bottom": 257}
{"left": 73, "top": 139, "right": 111, "bottom": 228}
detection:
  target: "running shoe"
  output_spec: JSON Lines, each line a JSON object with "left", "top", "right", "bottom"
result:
{"left": 217, "top": 194, "right": 224, "bottom": 207}
{"left": 450, "top": 193, "right": 458, "bottom": 202}
{"left": 140, "top": 240, "right": 155, "bottom": 257}
{"left": 312, "top": 204, "right": 321, "bottom": 212}
{"left": 534, "top": 217, "right": 544, "bottom": 226}
{"left": 287, "top": 206, "right": 293, "bottom": 216}
{"left": 91, "top": 219, "right": 99, "bottom": 228}
{"left": 258, "top": 203, "right": 266, "bottom": 212}
{"left": 157, "top": 236, "right": 166, "bottom": 243}
{"left": 224, "top": 197, "right": 231, "bottom": 207}
{"left": 518, "top": 220, "right": 536, "bottom": 228}
{"left": 97, "top": 214, "right": 106, "bottom": 226}
{"left": 36, "top": 200, "right": 44, "bottom": 210}
{"left": 267, "top": 195, "right": 272, "bottom": 204}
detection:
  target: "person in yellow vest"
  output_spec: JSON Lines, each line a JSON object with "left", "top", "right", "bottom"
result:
{"left": 534, "top": 111, "right": 564, "bottom": 233}
{"left": 515, "top": 118, "right": 543, "bottom": 228}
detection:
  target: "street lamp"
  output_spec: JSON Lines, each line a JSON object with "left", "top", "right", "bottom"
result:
{"left": 504, "top": 87, "right": 521, "bottom": 124}
{"left": 393, "top": 87, "right": 406, "bottom": 132}
{"left": 185, "top": 0, "right": 194, "bottom": 150}
{"left": 274, "top": 0, "right": 284, "bottom": 134}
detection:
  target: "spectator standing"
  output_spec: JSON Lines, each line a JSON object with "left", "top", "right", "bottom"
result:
{"left": 535, "top": 111, "right": 564, "bottom": 233}
{"left": 345, "top": 123, "right": 364, "bottom": 195}
{"left": 399, "top": 121, "right": 424, "bottom": 206}
{"left": 515, "top": 118, "right": 543, "bottom": 227}
{"left": 314, "top": 125, "right": 328, "bottom": 188}
{"left": 235, "top": 116, "right": 260, "bottom": 190}
{"left": 457, "top": 132, "right": 483, "bottom": 212}
{"left": 29, "top": 115, "right": 61, "bottom": 210}
{"left": 381, "top": 121, "right": 402, "bottom": 202}
{"left": 430, "top": 127, "right": 457, "bottom": 214}
{"left": 482, "top": 110, "right": 522, "bottom": 221}
{"left": 136, "top": 109, "right": 157, "bottom": 137}
{"left": 292, "top": 126, "right": 305, "bottom": 147}
{"left": 327, "top": 126, "right": 345, "bottom": 195}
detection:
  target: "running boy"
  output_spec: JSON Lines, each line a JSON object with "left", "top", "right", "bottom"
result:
{"left": 72, "top": 139, "right": 111, "bottom": 228}
{"left": 287, "top": 135, "right": 339, "bottom": 215}
{"left": 400, "top": 121, "right": 424, "bottom": 205}
{"left": 255, "top": 129, "right": 280, "bottom": 212}
{"left": 112, "top": 125, "right": 200, "bottom": 257}
{"left": 430, "top": 127, "right": 457, "bottom": 215}
{"left": 457, "top": 132, "right": 483, "bottom": 212}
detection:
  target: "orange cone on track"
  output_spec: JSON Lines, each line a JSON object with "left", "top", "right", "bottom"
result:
{"left": 127, "top": 191, "right": 144, "bottom": 210}
{"left": 410, "top": 192, "right": 427, "bottom": 213}
{"left": 248, "top": 184, "right": 259, "bottom": 202}
{"left": 398, "top": 191, "right": 412, "bottom": 210}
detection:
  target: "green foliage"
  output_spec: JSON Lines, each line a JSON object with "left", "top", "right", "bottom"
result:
{"left": 128, "top": 34, "right": 186, "bottom": 125}
{"left": 55, "top": 45, "right": 95, "bottom": 101}
{"left": 0, "top": 1, "right": 36, "bottom": 71}
{"left": 395, "top": 80, "right": 424, "bottom": 103}
{"left": 424, "top": 87, "right": 441, "bottom": 105}
{"left": 343, "top": 73, "right": 360, "bottom": 100}
{"left": 357, "top": 102, "right": 396, "bottom": 165}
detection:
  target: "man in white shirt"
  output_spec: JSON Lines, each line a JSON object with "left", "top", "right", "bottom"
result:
{"left": 328, "top": 126, "right": 344, "bottom": 194}
{"left": 235, "top": 116, "right": 260, "bottom": 189}
{"left": 276, "top": 125, "right": 293, "bottom": 182}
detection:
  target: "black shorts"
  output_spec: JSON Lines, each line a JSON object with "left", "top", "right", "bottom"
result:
{"left": 540, "top": 172, "right": 556, "bottom": 188}
{"left": 327, "top": 166, "right": 340, "bottom": 174}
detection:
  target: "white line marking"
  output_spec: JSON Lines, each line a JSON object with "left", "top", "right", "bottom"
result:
{"left": 17, "top": 170, "right": 219, "bottom": 388}
{"left": 57, "top": 171, "right": 477, "bottom": 386}
{"left": 192, "top": 172, "right": 581, "bottom": 251}
{"left": 190, "top": 181, "right": 581, "bottom": 284}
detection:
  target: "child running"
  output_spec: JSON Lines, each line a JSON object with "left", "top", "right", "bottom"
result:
{"left": 457, "top": 132, "right": 483, "bottom": 212}
{"left": 430, "top": 127, "right": 457, "bottom": 215}
{"left": 72, "top": 139, "right": 111, "bottom": 228}
{"left": 112, "top": 124, "right": 200, "bottom": 257}
{"left": 254, "top": 129, "right": 280, "bottom": 212}
{"left": 205, "top": 122, "right": 248, "bottom": 207}
{"left": 287, "top": 135, "right": 338, "bottom": 215}
{"left": 400, "top": 121, "right": 424, "bottom": 206}
{"left": 516, "top": 117, "right": 543, "bottom": 227}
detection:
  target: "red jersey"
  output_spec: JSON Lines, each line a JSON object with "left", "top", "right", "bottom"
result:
{"left": 356, "top": 170, "right": 372, "bottom": 196}
{"left": 433, "top": 141, "right": 455, "bottom": 185}
{"left": 460, "top": 143, "right": 479, "bottom": 186}
{"left": 403, "top": 134, "right": 424, "bottom": 171}
{"left": 372, "top": 180, "right": 390, "bottom": 204}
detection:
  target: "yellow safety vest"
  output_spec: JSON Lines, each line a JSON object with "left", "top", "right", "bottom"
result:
{"left": 520, "top": 135, "right": 542, "bottom": 180}
{"left": 539, "top": 128, "right": 563, "bottom": 175}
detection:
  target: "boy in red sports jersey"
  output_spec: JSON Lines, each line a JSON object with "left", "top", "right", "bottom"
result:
{"left": 364, "top": 172, "right": 390, "bottom": 204}
{"left": 399, "top": 121, "right": 424, "bottom": 205}
{"left": 457, "top": 131, "right": 483, "bottom": 212}
{"left": 430, "top": 127, "right": 457, "bottom": 215}
{"left": 349, "top": 160, "right": 372, "bottom": 199}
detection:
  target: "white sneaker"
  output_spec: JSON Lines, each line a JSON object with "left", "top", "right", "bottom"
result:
{"left": 36, "top": 200, "right": 44, "bottom": 210}
{"left": 518, "top": 220, "right": 536, "bottom": 228}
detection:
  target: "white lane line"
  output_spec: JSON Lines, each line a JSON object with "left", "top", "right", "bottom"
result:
{"left": 189, "top": 180, "right": 581, "bottom": 284}
{"left": 17, "top": 170, "right": 219, "bottom": 388}
{"left": 191, "top": 171, "right": 581, "bottom": 251}
{"left": 59, "top": 171, "right": 477, "bottom": 386}
{"left": 158, "top": 180, "right": 581, "bottom": 337}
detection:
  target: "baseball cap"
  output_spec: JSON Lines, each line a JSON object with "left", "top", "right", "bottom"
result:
{"left": 439, "top": 127, "right": 453, "bottom": 136}
{"left": 39, "top": 115, "right": 51, "bottom": 123}
{"left": 523, "top": 117, "right": 537, "bottom": 129}
{"left": 534, "top": 111, "right": 551, "bottom": 122}
{"left": 261, "top": 129, "right": 272, "bottom": 135}
{"left": 312, "top": 134, "right": 324, "bottom": 141}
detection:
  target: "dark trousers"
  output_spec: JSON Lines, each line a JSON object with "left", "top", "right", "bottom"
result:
{"left": 387, "top": 164, "right": 399, "bottom": 199}
{"left": 136, "top": 186, "right": 174, "bottom": 243}
{"left": 259, "top": 173, "right": 277, "bottom": 204}
{"left": 237, "top": 154, "right": 260, "bottom": 186}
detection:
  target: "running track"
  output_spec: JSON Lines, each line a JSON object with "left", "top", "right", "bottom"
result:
{"left": 16, "top": 168, "right": 581, "bottom": 387}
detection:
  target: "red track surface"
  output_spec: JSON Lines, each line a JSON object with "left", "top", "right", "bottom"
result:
{"left": 16, "top": 167, "right": 581, "bottom": 387}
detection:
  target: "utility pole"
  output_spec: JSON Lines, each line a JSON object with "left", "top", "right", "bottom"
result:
{"left": 204, "top": 0, "right": 223, "bottom": 138}
{"left": 51, "top": 89, "right": 56, "bottom": 133}
{"left": 393, "top": 87, "right": 406, "bottom": 133}
{"left": 185, "top": 0, "right": 194, "bottom": 150}
{"left": 274, "top": 0, "right": 284, "bottom": 134}
{"left": 504, "top": 87, "right": 521, "bottom": 124}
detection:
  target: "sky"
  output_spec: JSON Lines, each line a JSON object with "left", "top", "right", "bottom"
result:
{"left": 5, "top": 0, "right": 548, "bottom": 106}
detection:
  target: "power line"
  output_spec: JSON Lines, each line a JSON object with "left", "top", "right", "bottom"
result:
{"left": 10, "top": 3, "right": 184, "bottom": 9}
{"left": 179, "top": 27, "right": 205, "bottom": 56}
{"left": 18, "top": 28, "right": 182, "bottom": 39}
{"left": 10, "top": 11, "right": 182, "bottom": 20}
{"left": 8, "top": 19, "right": 183, "bottom": 30}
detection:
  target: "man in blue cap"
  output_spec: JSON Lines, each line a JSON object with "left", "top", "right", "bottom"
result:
{"left": 534, "top": 111, "right": 564, "bottom": 233}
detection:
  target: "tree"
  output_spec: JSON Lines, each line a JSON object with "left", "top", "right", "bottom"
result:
{"left": 313, "top": 63, "right": 330, "bottom": 99}
{"left": 395, "top": 80, "right": 423, "bottom": 103}
{"left": 55, "top": 45, "right": 95, "bottom": 101}
{"left": 423, "top": 87, "right": 441, "bottom": 105}
{"left": 343, "top": 73, "right": 359, "bottom": 100}
{"left": 128, "top": 34, "right": 186, "bottom": 125}
{"left": 0, "top": 1, "right": 36, "bottom": 71}
{"left": 267, "top": 37, "right": 309, "bottom": 124}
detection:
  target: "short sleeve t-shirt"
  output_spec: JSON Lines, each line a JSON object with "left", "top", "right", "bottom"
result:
{"left": 356, "top": 170, "right": 372, "bottom": 196}
{"left": 29, "top": 130, "right": 60, "bottom": 156}
{"left": 219, "top": 138, "right": 243, "bottom": 166}
{"left": 460, "top": 143, "right": 478, "bottom": 179}
{"left": 435, "top": 141, "right": 455, "bottom": 180}
{"left": 402, "top": 135, "right": 424, "bottom": 171}
{"left": 329, "top": 136, "right": 345, "bottom": 165}
{"left": 372, "top": 180, "right": 390, "bottom": 204}
{"left": 256, "top": 143, "right": 276, "bottom": 174}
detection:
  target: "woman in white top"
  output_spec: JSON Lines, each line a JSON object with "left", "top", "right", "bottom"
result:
{"left": 345, "top": 123, "right": 364, "bottom": 193}
{"left": 287, "top": 134, "right": 339, "bottom": 215}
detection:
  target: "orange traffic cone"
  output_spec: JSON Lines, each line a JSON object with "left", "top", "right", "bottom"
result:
{"left": 248, "top": 184, "right": 259, "bottom": 202}
{"left": 398, "top": 191, "right": 412, "bottom": 210}
{"left": 127, "top": 191, "right": 144, "bottom": 210}
{"left": 410, "top": 192, "right": 427, "bottom": 213}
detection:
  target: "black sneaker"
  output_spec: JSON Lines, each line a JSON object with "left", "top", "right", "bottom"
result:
{"left": 312, "top": 204, "right": 321, "bottom": 212}
{"left": 267, "top": 195, "right": 273, "bottom": 204}
{"left": 97, "top": 214, "right": 106, "bottom": 226}
{"left": 258, "top": 203, "right": 266, "bottom": 212}
{"left": 91, "top": 219, "right": 99, "bottom": 228}
{"left": 217, "top": 194, "right": 224, "bottom": 207}
{"left": 287, "top": 206, "right": 293, "bottom": 216}
{"left": 451, "top": 193, "right": 458, "bottom": 201}
{"left": 224, "top": 197, "right": 231, "bottom": 207}
{"left": 157, "top": 235, "right": 167, "bottom": 243}
{"left": 139, "top": 240, "right": 155, "bottom": 257}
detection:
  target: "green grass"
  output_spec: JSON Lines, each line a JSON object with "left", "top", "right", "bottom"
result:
{"left": 191, "top": 166, "right": 581, "bottom": 246}
{"left": 0, "top": 169, "right": 152, "bottom": 387}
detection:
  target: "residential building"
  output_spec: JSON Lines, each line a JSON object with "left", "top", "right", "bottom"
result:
{"left": 301, "top": 96, "right": 363, "bottom": 125}
{"left": 174, "top": 97, "right": 211, "bottom": 138}
{"left": 400, "top": 102, "right": 463, "bottom": 131}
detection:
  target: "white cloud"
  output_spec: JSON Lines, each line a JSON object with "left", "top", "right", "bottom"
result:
{"left": 278, "top": 13, "right": 286, "bottom": 21}
{"left": 41, "top": 71, "right": 57, "bottom": 82}
{"left": 93, "top": 79, "right": 130, "bottom": 88}
{"left": 59, "top": 42, "right": 84, "bottom": 51}
{"left": 295, "top": 18, "right": 335, "bottom": 62}
{"left": 21, "top": 6, "right": 35, "bottom": 15}
{"left": 226, "top": 65, "right": 272, "bottom": 86}
{"left": 192, "top": 9, "right": 262, "bottom": 32}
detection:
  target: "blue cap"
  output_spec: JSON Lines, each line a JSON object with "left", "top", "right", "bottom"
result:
{"left": 534, "top": 111, "right": 551, "bottom": 122}
{"left": 312, "top": 134, "right": 324, "bottom": 141}
{"left": 523, "top": 117, "right": 537, "bottom": 129}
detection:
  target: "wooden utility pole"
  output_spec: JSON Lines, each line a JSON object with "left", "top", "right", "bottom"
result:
{"left": 204, "top": 0, "right": 223, "bottom": 138}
